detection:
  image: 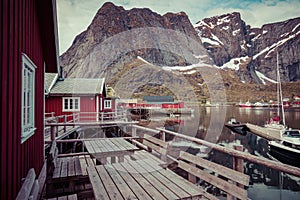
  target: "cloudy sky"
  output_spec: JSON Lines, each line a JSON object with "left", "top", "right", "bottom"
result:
{"left": 57, "top": 0, "right": 300, "bottom": 55}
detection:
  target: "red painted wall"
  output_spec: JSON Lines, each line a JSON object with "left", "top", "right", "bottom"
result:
{"left": 1, "top": 0, "right": 57, "bottom": 199}
{"left": 46, "top": 96, "right": 99, "bottom": 121}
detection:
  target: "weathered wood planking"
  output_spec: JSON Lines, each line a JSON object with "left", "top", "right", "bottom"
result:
{"left": 96, "top": 165, "right": 123, "bottom": 199}
{"left": 16, "top": 168, "right": 39, "bottom": 200}
{"left": 103, "top": 165, "right": 138, "bottom": 199}
{"left": 122, "top": 160, "right": 179, "bottom": 199}
{"left": 86, "top": 167, "right": 110, "bottom": 200}
{"left": 178, "top": 151, "right": 249, "bottom": 200}
{"left": 84, "top": 138, "right": 139, "bottom": 164}
{"left": 179, "top": 151, "right": 249, "bottom": 186}
{"left": 144, "top": 134, "right": 168, "bottom": 148}
{"left": 117, "top": 162, "right": 168, "bottom": 200}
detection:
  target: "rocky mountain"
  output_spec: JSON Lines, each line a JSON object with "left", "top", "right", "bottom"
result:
{"left": 195, "top": 12, "right": 300, "bottom": 83}
{"left": 60, "top": 2, "right": 210, "bottom": 79}
{"left": 59, "top": 2, "right": 300, "bottom": 101}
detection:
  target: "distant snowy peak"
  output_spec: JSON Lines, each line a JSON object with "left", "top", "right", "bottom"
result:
{"left": 195, "top": 12, "right": 300, "bottom": 83}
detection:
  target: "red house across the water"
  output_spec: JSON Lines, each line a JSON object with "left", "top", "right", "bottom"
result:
{"left": 1, "top": 0, "right": 59, "bottom": 199}
{"left": 45, "top": 74, "right": 117, "bottom": 122}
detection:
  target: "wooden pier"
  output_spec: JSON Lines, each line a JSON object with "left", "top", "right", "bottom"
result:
{"left": 19, "top": 119, "right": 300, "bottom": 200}
{"left": 245, "top": 123, "right": 281, "bottom": 140}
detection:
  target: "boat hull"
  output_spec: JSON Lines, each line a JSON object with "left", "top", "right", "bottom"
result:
{"left": 269, "top": 142, "right": 300, "bottom": 168}
{"left": 225, "top": 123, "right": 249, "bottom": 135}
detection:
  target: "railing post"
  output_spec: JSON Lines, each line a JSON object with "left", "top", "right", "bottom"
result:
{"left": 50, "top": 126, "right": 55, "bottom": 141}
{"left": 101, "top": 112, "right": 104, "bottom": 122}
{"left": 160, "top": 130, "right": 166, "bottom": 142}
{"left": 64, "top": 115, "right": 67, "bottom": 132}
{"left": 233, "top": 145, "right": 244, "bottom": 177}
{"left": 228, "top": 145, "right": 244, "bottom": 200}
{"left": 132, "top": 126, "right": 136, "bottom": 137}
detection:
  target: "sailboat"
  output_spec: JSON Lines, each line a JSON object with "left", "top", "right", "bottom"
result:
{"left": 246, "top": 52, "right": 287, "bottom": 135}
{"left": 267, "top": 52, "right": 300, "bottom": 167}
{"left": 264, "top": 52, "right": 287, "bottom": 130}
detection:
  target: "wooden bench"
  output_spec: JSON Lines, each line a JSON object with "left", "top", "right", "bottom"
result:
{"left": 16, "top": 168, "right": 39, "bottom": 200}
{"left": 178, "top": 151, "right": 250, "bottom": 200}
{"left": 46, "top": 141, "right": 95, "bottom": 198}
{"left": 46, "top": 194, "right": 77, "bottom": 200}
{"left": 141, "top": 134, "right": 169, "bottom": 161}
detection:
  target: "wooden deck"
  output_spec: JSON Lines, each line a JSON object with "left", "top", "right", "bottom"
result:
{"left": 87, "top": 151, "right": 208, "bottom": 200}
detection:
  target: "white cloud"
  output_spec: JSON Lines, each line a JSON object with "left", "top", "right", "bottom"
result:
{"left": 57, "top": 0, "right": 300, "bottom": 54}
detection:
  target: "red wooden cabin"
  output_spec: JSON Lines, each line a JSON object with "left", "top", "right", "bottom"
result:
{"left": 45, "top": 75, "right": 117, "bottom": 121}
{"left": 1, "top": 0, "right": 59, "bottom": 199}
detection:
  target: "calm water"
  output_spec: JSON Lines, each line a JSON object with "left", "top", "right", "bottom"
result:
{"left": 159, "top": 106, "right": 300, "bottom": 200}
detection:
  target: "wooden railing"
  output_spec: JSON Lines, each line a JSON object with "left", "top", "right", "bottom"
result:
{"left": 130, "top": 125, "right": 300, "bottom": 178}
{"left": 44, "top": 110, "right": 128, "bottom": 141}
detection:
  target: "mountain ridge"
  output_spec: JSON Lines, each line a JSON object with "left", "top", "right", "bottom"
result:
{"left": 59, "top": 2, "right": 300, "bottom": 101}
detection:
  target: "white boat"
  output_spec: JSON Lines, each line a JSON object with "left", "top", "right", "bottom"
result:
{"left": 268, "top": 129, "right": 300, "bottom": 167}
{"left": 248, "top": 52, "right": 287, "bottom": 133}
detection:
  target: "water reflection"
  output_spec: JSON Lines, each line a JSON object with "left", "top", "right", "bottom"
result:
{"left": 163, "top": 106, "right": 300, "bottom": 199}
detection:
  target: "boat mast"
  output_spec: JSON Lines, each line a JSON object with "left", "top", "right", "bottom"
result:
{"left": 277, "top": 51, "right": 286, "bottom": 126}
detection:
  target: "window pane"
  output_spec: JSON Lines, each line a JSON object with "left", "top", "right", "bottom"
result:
{"left": 70, "top": 99, "right": 73, "bottom": 109}
{"left": 64, "top": 99, "right": 68, "bottom": 109}
{"left": 75, "top": 99, "right": 78, "bottom": 109}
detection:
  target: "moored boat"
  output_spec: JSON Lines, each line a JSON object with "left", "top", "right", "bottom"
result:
{"left": 225, "top": 118, "right": 249, "bottom": 135}
{"left": 268, "top": 129, "right": 300, "bottom": 168}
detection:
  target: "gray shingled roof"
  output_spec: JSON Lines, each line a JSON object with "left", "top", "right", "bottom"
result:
{"left": 45, "top": 73, "right": 58, "bottom": 94}
{"left": 50, "top": 78, "right": 105, "bottom": 95}
{"left": 143, "top": 96, "right": 174, "bottom": 103}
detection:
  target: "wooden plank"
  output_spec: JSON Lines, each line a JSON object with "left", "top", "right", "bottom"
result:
{"left": 74, "top": 157, "right": 83, "bottom": 176}
{"left": 79, "top": 156, "right": 88, "bottom": 176}
{"left": 95, "top": 165, "right": 123, "bottom": 200}
{"left": 87, "top": 166, "right": 110, "bottom": 200}
{"left": 16, "top": 168, "right": 36, "bottom": 200}
{"left": 179, "top": 151, "right": 249, "bottom": 186}
{"left": 109, "top": 138, "right": 127, "bottom": 151}
{"left": 104, "top": 165, "right": 137, "bottom": 199}
{"left": 52, "top": 159, "right": 62, "bottom": 179}
{"left": 143, "top": 140, "right": 167, "bottom": 155}
{"left": 105, "top": 139, "right": 119, "bottom": 151}
{"left": 37, "top": 161, "right": 47, "bottom": 199}
{"left": 126, "top": 160, "right": 179, "bottom": 199}
{"left": 84, "top": 141, "right": 96, "bottom": 154}
{"left": 85, "top": 155, "right": 95, "bottom": 167}
{"left": 30, "top": 180, "right": 39, "bottom": 200}
{"left": 60, "top": 157, "right": 69, "bottom": 178}
{"left": 118, "top": 161, "right": 168, "bottom": 200}
{"left": 111, "top": 163, "right": 153, "bottom": 200}
{"left": 68, "top": 157, "right": 75, "bottom": 177}
{"left": 114, "top": 138, "right": 139, "bottom": 151}
{"left": 144, "top": 135, "right": 168, "bottom": 148}
{"left": 135, "top": 159, "right": 191, "bottom": 199}
{"left": 178, "top": 160, "right": 247, "bottom": 200}
{"left": 67, "top": 194, "right": 78, "bottom": 200}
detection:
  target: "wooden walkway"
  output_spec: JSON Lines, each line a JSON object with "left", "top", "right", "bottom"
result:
{"left": 87, "top": 150, "right": 208, "bottom": 200}
{"left": 246, "top": 123, "right": 281, "bottom": 140}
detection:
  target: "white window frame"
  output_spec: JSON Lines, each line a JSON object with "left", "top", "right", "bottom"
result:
{"left": 21, "top": 54, "right": 36, "bottom": 143}
{"left": 104, "top": 100, "right": 112, "bottom": 109}
{"left": 62, "top": 97, "right": 80, "bottom": 112}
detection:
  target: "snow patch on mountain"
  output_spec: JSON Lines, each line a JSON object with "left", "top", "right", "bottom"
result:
{"left": 255, "top": 70, "right": 277, "bottom": 84}
{"left": 220, "top": 56, "right": 249, "bottom": 71}
{"left": 254, "top": 30, "right": 300, "bottom": 59}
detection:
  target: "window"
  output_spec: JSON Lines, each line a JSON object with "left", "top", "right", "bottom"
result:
{"left": 104, "top": 100, "right": 112, "bottom": 109}
{"left": 21, "top": 54, "right": 36, "bottom": 143}
{"left": 63, "top": 97, "right": 80, "bottom": 112}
